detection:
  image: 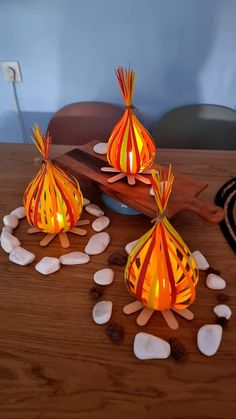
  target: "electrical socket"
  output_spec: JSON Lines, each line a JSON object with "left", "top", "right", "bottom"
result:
{"left": 1, "top": 61, "right": 22, "bottom": 82}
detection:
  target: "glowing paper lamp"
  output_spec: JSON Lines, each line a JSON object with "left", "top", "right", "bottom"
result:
{"left": 24, "top": 125, "right": 83, "bottom": 235}
{"left": 105, "top": 67, "right": 156, "bottom": 184}
{"left": 125, "top": 167, "right": 199, "bottom": 311}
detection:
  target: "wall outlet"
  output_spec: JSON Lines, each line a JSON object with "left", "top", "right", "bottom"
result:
{"left": 1, "top": 61, "right": 22, "bottom": 82}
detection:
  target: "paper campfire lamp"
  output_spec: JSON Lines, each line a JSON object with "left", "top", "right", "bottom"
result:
{"left": 125, "top": 167, "right": 199, "bottom": 311}
{"left": 24, "top": 125, "right": 83, "bottom": 234}
{"left": 107, "top": 67, "right": 156, "bottom": 176}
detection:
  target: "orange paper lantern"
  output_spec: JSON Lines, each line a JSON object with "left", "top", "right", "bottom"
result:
{"left": 24, "top": 125, "right": 83, "bottom": 234}
{"left": 107, "top": 67, "right": 156, "bottom": 175}
{"left": 125, "top": 167, "right": 199, "bottom": 311}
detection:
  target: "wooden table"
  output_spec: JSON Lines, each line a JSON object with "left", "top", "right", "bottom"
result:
{"left": 0, "top": 144, "right": 235, "bottom": 419}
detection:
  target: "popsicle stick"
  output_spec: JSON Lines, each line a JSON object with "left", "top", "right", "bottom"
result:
{"left": 107, "top": 173, "right": 127, "bottom": 183}
{"left": 28, "top": 227, "right": 40, "bottom": 234}
{"left": 59, "top": 232, "right": 70, "bottom": 248}
{"left": 127, "top": 175, "right": 136, "bottom": 185}
{"left": 101, "top": 167, "right": 120, "bottom": 173}
{"left": 161, "top": 310, "right": 179, "bottom": 329}
{"left": 40, "top": 233, "right": 56, "bottom": 247}
{"left": 171, "top": 308, "right": 194, "bottom": 320}
{"left": 137, "top": 307, "right": 154, "bottom": 326}
{"left": 123, "top": 300, "right": 143, "bottom": 315}
{"left": 135, "top": 173, "right": 151, "bottom": 185}
{"left": 70, "top": 227, "right": 87, "bottom": 236}
{"left": 76, "top": 219, "right": 90, "bottom": 226}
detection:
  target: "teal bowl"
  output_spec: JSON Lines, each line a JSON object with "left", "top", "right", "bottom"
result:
{"left": 101, "top": 193, "right": 141, "bottom": 215}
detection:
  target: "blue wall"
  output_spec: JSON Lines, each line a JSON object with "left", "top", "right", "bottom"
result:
{"left": 1, "top": 0, "right": 236, "bottom": 143}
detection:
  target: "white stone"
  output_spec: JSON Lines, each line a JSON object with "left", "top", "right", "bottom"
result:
{"left": 0, "top": 231, "right": 20, "bottom": 253}
{"left": 191, "top": 250, "right": 209, "bottom": 270}
{"left": 2, "top": 226, "right": 13, "bottom": 235}
{"left": 92, "top": 301, "right": 112, "bottom": 324}
{"left": 85, "top": 232, "right": 110, "bottom": 255}
{"left": 197, "top": 324, "right": 223, "bottom": 356}
{"left": 85, "top": 204, "right": 104, "bottom": 217}
{"left": 9, "top": 246, "right": 36, "bottom": 266}
{"left": 35, "top": 257, "right": 60, "bottom": 275}
{"left": 206, "top": 273, "right": 226, "bottom": 290}
{"left": 150, "top": 187, "right": 155, "bottom": 196}
{"left": 92, "top": 216, "right": 110, "bottom": 232}
{"left": 3, "top": 214, "right": 19, "bottom": 229}
{"left": 10, "top": 206, "right": 26, "bottom": 219}
{"left": 213, "top": 304, "right": 232, "bottom": 320}
{"left": 94, "top": 268, "right": 114, "bottom": 286}
{"left": 59, "top": 251, "right": 90, "bottom": 265}
{"left": 133, "top": 332, "right": 171, "bottom": 360}
{"left": 93, "top": 142, "right": 108, "bottom": 155}
{"left": 125, "top": 239, "right": 138, "bottom": 255}
{"left": 83, "top": 197, "right": 90, "bottom": 206}
{"left": 150, "top": 181, "right": 168, "bottom": 197}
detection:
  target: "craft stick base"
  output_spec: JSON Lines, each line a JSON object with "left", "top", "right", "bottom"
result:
{"left": 26, "top": 219, "right": 90, "bottom": 248}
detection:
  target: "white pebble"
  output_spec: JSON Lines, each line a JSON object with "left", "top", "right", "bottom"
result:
{"left": 197, "top": 324, "right": 223, "bottom": 356}
{"left": 9, "top": 246, "right": 35, "bottom": 266}
{"left": 133, "top": 332, "right": 171, "bottom": 360}
{"left": 85, "top": 232, "right": 110, "bottom": 255}
{"left": 191, "top": 250, "right": 209, "bottom": 270}
{"left": 206, "top": 273, "right": 226, "bottom": 290}
{"left": 125, "top": 239, "right": 138, "bottom": 255}
{"left": 150, "top": 181, "right": 167, "bottom": 197}
{"left": 213, "top": 304, "right": 232, "bottom": 320}
{"left": 150, "top": 187, "right": 155, "bottom": 196}
{"left": 0, "top": 231, "right": 20, "bottom": 253}
{"left": 94, "top": 268, "right": 114, "bottom": 285}
{"left": 59, "top": 251, "right": 90, "bottom": 265}
{"left": 35, "top": 257, "right": 60, "bottom": 275}
{"left": 93, "top": 142, "right": 108, "bottom": 155}
{"left": 3, "top": 214, "right": 19, "bottom": 229}
{"left": 10, "top": 206, "right": 26, "bottom": 219}
{"left": 92, "top": 216, "right": 110, "bottom": 232}
{"left": 2, "top": 226, "right": 13, "bottom": 234}
{"left": 92, "top": 301, "right": 112, "bottom": 324}
{"left": 85, "top": 204, "right": 104, "bottom": 217}
{"left": 83, "top": 197, "right": 90, "bottom": 206}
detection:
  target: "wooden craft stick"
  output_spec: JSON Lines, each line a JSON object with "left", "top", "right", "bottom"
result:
{"left": 123, "top": 300, "right": 143, "bottom": 315}
{"left": 76, "top": 219, "right": 90, "bottom": 226}
{"left": 127, "top": 175, "right": 136, "bottom": 185}
{"left": 59, "top": 232, "right": 70, "bottom": 248}
{"left": 171, "top": 308, "right": 194, "bottom": 320}
{"left": 70, "top": 227, "right": 87, "bottom": 236}
{"left": 135, "top": 173, "right": 151, "bottom": 185}
{"left": 161, "top": 310, "right": 179, "bottom": 330}
{"left": 107, "top": 173, "right": 127, "bottom": 183}
{"left": 101, "top": 167, "right": 120, "bottom": 173}
{"left": 28, "top": 227, "right": 40, "bottom": 234}
{"left": 40, "top": 233, "right": 56, "bottom": 247}
{"left": 136, "top": 307, "right": 154, "bottom": 326}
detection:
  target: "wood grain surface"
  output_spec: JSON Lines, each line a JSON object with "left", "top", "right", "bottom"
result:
{"left": 0, "top": 143, "right": 235, "bottom": 419}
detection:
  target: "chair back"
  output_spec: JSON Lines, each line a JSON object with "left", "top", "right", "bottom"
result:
{"left": 47, "top": 102, "right": 123, "bottom": 145}
{"left": 152, "top": 104, "right": 236, "bottom": 149}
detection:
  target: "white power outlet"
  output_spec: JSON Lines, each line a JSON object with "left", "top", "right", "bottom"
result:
{"left": 1, "top": 61, "right": 22, "bottom": 82}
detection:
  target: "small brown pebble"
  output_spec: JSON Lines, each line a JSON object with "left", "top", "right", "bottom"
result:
{"left": 106, "top": 323, "right": 124, "bottom": 342}
{"left": 216, "top": 316, "right": 229, "bottom": 328}
{"left": 108, "top": 252, "right": 127, "bottom": 266}
{"left": 217, "top": 293, "right": 230, "bottom": 302}
{"left": 89, "top": 286, "right": 103, "bottom": 300}
{"left": 205, "top": 267, "right": 221, "bottom": 276}
{"left": 169, "top": 337, "right": 188, "bottom": 361}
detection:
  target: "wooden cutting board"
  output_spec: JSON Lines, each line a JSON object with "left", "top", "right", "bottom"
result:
{"left": 54, "top": 140, "right": 224, "bottom": 223}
